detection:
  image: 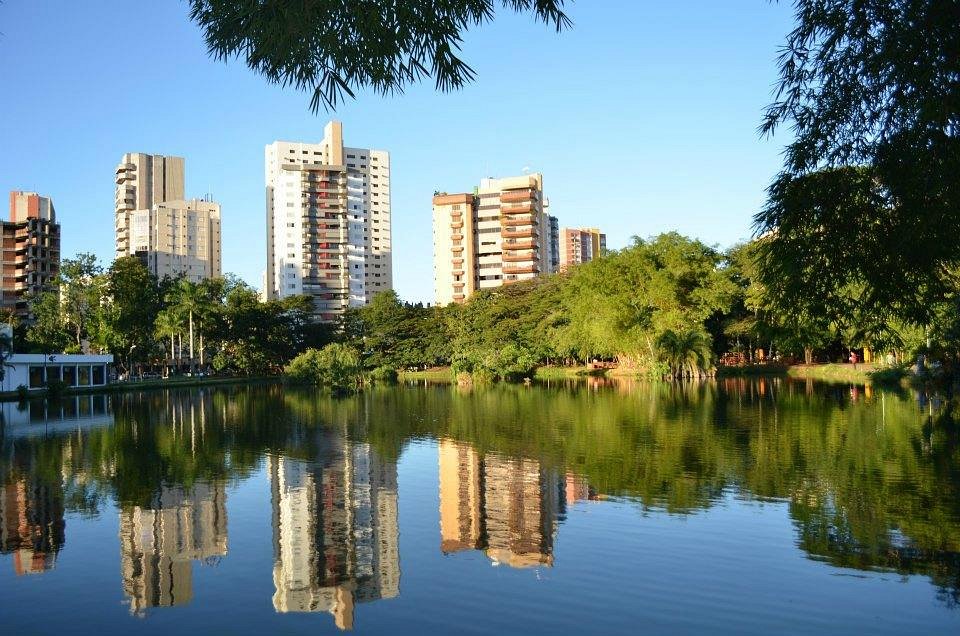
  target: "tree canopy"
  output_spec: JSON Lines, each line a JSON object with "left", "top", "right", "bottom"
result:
{"left": 188, "top": 0, "right": 571, "bottom": 112}
{"left": 757, "top": 0, "right": 960, "bottom": 322}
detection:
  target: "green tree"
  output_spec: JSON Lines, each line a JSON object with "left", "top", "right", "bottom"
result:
{"left": 188, "top": 0, "right": 571, "bottom": 112}
{"left": 57, "top": 253, "right": 106, "bottom": 352}
{"left": 656, "top": 329, "right": 712, "bottom": 379}
{"left": 286, "top": 343, "right": 363, "bottom": 392}
{"left": 107, "top": 257, "right": 162, "bottom": 365}
{"left": 759, "top": 1, "right": 960, "bottom": 323}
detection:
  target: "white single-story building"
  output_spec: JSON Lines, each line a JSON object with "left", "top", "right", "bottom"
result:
{"left": 1, "top": 353, "right": 114, "bottom": 392}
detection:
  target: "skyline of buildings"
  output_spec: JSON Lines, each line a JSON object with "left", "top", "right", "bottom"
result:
{"left": 5, "top": 121, "right": 611, "bottom": 314}
{"left": 431, "top": 174, "right": 605, "bottom": 305}
{"left": 115, "top": 153, "right": 222, "bottom": 283}
{"left": 265, "top": 121, "right": 392, "bottom": 321}
{"left": 1, "top": 191, "right": 60, "bottom": 320}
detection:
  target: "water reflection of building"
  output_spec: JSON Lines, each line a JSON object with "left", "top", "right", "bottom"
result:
{"left": 270, "top": 431, "right": 399, "bottom": 630}
{"left": 438, "top": 439, "right": 562, "bottom": 568}
{"left": 0, "top": 474, "right": 65, "bottom": 575}
{"left": 119, "top": 482, "right": 228, "bottom": 614}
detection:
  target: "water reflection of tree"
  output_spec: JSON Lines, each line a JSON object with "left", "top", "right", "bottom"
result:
{"left": 1, "top": 381, "right": 958, "bottom": 604}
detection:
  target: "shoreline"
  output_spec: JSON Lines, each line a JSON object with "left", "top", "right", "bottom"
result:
{"left": 0, "top": 375, "right": 281, "bottom": 402}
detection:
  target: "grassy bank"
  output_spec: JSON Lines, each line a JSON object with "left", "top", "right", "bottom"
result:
{"left": 398, "top": 367, "right": 454, "bottom": 382}
{"left": 0, "top": 375, "right": 280, "bottom": 402}
{"left": 718, "top": 362, "right": 909, "bottom": 386}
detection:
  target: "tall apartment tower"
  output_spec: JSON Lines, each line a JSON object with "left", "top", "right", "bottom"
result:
{"left": 115, "top": 153, "right": 184, "bottom": 259}
{"left": 548, "top": 215, "right": 560, "bottom": 272}
{"left": 559, "top": 227, "right": 606, "bottom": 270}
{"left": 115, "top": 153, "right": 220, "bottom": 282}
{"left": 432, "top": 174, "right": 552, "bottom": 306}
{"left": 2, "top": 192, "right": 60, "bottom": 319}
{"left": 265, "top": 121, "right": 392, "bottom": 321}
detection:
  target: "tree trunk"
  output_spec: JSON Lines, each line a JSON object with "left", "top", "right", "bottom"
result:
{"left": 200, "top": 331, "right": 204, "bottom": 368}
{"left": 804, "top": 347, "right": 813, "bottom": 365}
{"left": 189, "top": 310, "right": 195, "bottom": 373}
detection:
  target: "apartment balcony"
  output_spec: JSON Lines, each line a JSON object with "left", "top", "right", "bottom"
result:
{"left": 502, "top": 264, "right": 538, "bottom": 275}
{"left": 452, "top": 293, "right": 465, "bottom": 301}
{"left": 500, "top": 189, "right": 536, "bottom": 203}
{"left": 451, "top": 257, "right": 464, "bottom": 266}
{"left": 502, "top": 228, "right": 538, "bottom": 239}
{"left": 452, "top": 269, "right": 464, "bottom": 276}
{"left": 501, "top": 203, "right": 533, "bottom": 215}
{"left": 451, "top": 233, "right": 463, "bottom": 241}
{"left": 451, "top": 246, "right": 464, "bottom": 254}
{"left": 502, "top": 252, "right": 537, "bottom": 263}
{"left": 450, "top": 221, "right": 464, "bottom": 229}
{"left": 503, "top": 240, "right": 537, "bottom": 251}
{"left": 450, "top": 209, "right": 463, "bottom": 218}
{"left": 502, "top": 216, "right": 536, "bottom": 227}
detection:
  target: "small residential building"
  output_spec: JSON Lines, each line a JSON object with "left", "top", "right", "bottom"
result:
{"left": 559, "top": 227, "right": 606, "bottom": 270}
{"left": 0, "top": 353, "right": 114, "bottom": 392}
{"left": 432, "top": 173, "right": 553, "bottom": 305}
{"left": 2, "top": 191, "right": 60, "bottom": 319}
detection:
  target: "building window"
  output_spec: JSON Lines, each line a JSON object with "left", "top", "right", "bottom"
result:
{"left": 29, "top": 366, "right": 44, "bottom": 388}
{"left": 78, "top": 366, "right": 91, "bottom": 386}
{"left": 63, "top": 365, "right": 77, "bottom": 386}
{"left": 92, "top": 365, "right": 105, "bottom": 386}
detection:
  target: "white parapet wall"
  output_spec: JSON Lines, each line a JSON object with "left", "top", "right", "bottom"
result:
{"left": 1, "top": 354, "right": 114, "bottom": 392}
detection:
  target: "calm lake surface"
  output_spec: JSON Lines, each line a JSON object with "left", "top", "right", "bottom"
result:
{"left": 1, "top": 379, "right": 958, "bottom": 634}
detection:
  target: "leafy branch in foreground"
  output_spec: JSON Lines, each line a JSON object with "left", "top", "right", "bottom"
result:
{"left": 188, "top": 0, "right": 572, "bottom": 112}
{"left": 757, "top": 0, "right": 960, "bottom": 323}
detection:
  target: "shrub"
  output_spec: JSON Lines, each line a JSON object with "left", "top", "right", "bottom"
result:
{"left": 286, "top": 343, "right": 362, "bottom": 393}
{"left": 868, "top": 365, "right": 909, "bottom": 386}
{"left": 369, "top": 365, "right": 398, "bottom": 384}
{"left": 16, "top": 384, "right": 29, "bottom": 401}
{"left": 45, "top": 379, "right": 70, "bottom": 398}
{"left": 451, "top": 343, "right": 538, "bottom": 383}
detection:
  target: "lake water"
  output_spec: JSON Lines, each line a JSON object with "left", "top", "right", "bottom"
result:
{"left": 1, "top": 379, "right": 958, "bottom": 634}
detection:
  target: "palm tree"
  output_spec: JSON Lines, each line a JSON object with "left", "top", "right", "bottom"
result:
{"left": 167, "top": 280, "right": 207, "bottom": 373}
{"left": 657, "top": 329, "right": 713, "bottom": 379}
{"left": 154, "top": 309, "right": 180, "bottom": 366}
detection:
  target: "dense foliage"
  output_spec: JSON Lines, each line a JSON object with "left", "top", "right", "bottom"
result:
{"left": 17, "top": 255, "right": 332, "bottom": 377}
{"left": 758, "top": 0, "right": 960, "bottom": 335}
{"left": 188, "top": 0, "right": 571, "bottom": 111}
{"left": 286, "top": 344, "right": 363, "bottom": 393}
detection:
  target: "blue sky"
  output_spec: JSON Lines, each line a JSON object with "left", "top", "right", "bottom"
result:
{"left": 0, "top": 1, "right": 794, "bottom": 303}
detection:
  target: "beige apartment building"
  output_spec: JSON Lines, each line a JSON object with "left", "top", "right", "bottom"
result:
{"left": 115, "top": 153, "right": 184, "bottom": 259}
{"left": 559, "top": 227, "right": 606, "bottom": 270}
{"left": 115, "top": 153, "right": 220, "bottom": 282}
{"left": 130, "top": 199, "right": 222, "bottom": 282}
{"left": 265, "top": 121, "right": 392, "bottom": 322}
{"left": 432, "top": 174, "right": 553, "bottom": 305}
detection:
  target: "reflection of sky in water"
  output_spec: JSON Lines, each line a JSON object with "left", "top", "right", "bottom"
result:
{"left": 1, "top": 382, "right": 958, "bottom": 634}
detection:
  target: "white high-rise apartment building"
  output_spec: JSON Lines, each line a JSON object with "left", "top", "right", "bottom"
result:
{"left": 115, "top": 153, "right": 222, "bottom": 282}
{"left": 265, "top": 121, "right": 392, "bottom": 321}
